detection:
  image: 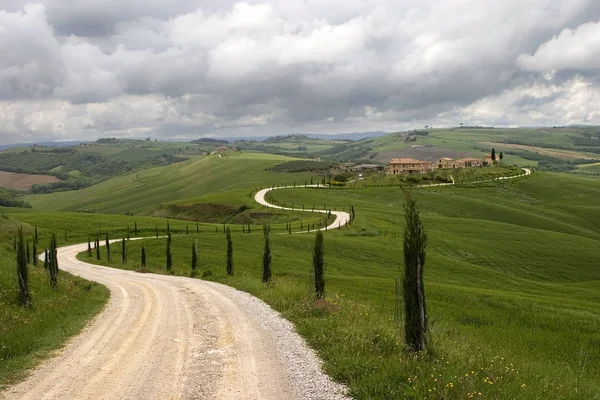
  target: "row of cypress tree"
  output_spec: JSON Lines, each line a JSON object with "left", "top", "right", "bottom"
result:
{"left": 15, "top": 228, "right": 60, "bottom": 308}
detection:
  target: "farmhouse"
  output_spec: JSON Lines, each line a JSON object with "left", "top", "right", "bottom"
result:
{"left": 389, "top": 156, "right": 486, "bottom": 175}
{"left": 215, "top": 146, "right": 229, "bottom": 153}
{"left": 388, "top": 158, "right": 435, "bottom": 175}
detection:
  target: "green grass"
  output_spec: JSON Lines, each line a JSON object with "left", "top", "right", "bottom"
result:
{"left": 65, "top": 170, "right": 600, "bottom": 399}
{"left": 25, "top": 152, "right": 315, "bottom": 215}
{"left": 578, "top": 162, "right": 600, "bottom": 173}
{"left": 0, "top": 234, "right": 109, "bottom": 388}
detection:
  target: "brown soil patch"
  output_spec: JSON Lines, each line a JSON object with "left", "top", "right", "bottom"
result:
{"left": 479, "top": 142, "right": 598, "bottom": 160}
{"left": 374, "top": 147, "right": 470, "bottom": 163}
{"left": 0, "top": 171, "right": 60, "bottom": 191}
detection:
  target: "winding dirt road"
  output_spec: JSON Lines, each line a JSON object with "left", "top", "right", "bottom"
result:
{"left": 254, "top": 185, "right": 351, "bottom": 232}
{"left": 254, "top": 168, "right": 531, "bottom": 233}
{"left": 3, "top": 243, "right": 348, "bottom": 400}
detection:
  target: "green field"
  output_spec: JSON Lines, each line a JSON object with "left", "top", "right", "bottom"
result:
{"left": 25, "top": 152, "right": 316, "bottom": 215}
{"left": 58, "top": 170, "right": 600, "bottom": 399}
{"left": 3, "top": 133, "right": 600, "bottom": 399}
{"left": 0, "top": 217, "right": 109, "bottom": 387}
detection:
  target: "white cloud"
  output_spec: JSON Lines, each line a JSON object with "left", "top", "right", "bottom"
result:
{"left": 0, "top": 0, "right": 599, "bottom": 143}
{"left": 518, "top": 19, "right": 600, "bottom": 71}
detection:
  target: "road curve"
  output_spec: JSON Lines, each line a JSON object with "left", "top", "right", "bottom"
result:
{"left": 254, "top": 168, "right": 530, "bottom": 233}
{"left": 3, "top": 242, "right": 349, "bottom": 400}
{"left": 255, "top": 185, "right": 351, "bottom": 232}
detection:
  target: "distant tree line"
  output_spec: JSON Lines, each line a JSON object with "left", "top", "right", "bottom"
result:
{"left": 268, "top": 160, "right": 335, "bottom": 173}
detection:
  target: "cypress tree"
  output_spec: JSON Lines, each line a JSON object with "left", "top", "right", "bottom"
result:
{"left": 16, "top": 228, "right": 31, "bottom": 307}
{"left": 156, "top": 225, "right": 159, "bottom": 238}
{"left": 491, "top": 147, "right": 496, "bottom": 162}
{"left": 247, "top": 223, "right": 251, "bottom": 233}
{"left": 34, "top": 225, "right": 38, "bottom": 244}
{"left": 49, "top": 234, "right": 58, "bottom": 289}
{"left": 127, "top": 226, "right": 130, "bottom": 240}
{"left": 44, "top": 249, "right": 48, "bottom": 270}
{"left": 134, "top": 221, "right": 138, "bottom": 234}
{"left": 13, "top": 237, "right": 16, "bottom": 252}
{"left": 191, "top": 240, "right": 198, "bottom": 272}
{"left": 215, "top": 226, "right": 218, "bottom": 233}
{"left": 64, "top": 229, "right": 68, "bottom": 242}
{"left": 26, "top": 241, "right": 31, "bottom": 265}
{"left": 186, "top": 225, "right": 189, "bottom": 235}
{"left": 226, "top": 227, "right": 233, "bottom": 276}
{"left": 141, "top": 246, "right": 146, "bottom": 268}
{"left": 105, "top": 233, "right": 111, "bottom": 262}
{"left": 499, "top": 152, "right": 504, "bottom": 162}
{"left": 122, "top": 238, "right": 127, "bottom": 264}
{"left": 262, "top": 224, "right": 272, "bottom": 283}
{"left": 166, "top": 232, "right": 172, "bottom": 271}
{"left": 96, "top": 236, "right": 101, "bottom": 260}
{"left": 403, "top": 191, "right": 428, "bottom": 353}
{"left": 167, "top": 220, "right": 170, "bottom": 233}
{"left": 32, "top": 240, "right": 37, "bottom": 267}
{"left": 196, "top": 222, "right": 199, "bottom": 233}
{"left": 313, "top": 230, "right": 325, "bottom": 299}
{"left": 88, "top": 237, "right": 92, "bottom": 257}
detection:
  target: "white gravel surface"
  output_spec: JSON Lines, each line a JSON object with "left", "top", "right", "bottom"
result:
{"left": 2, "top": 242, "right": 350, "bottom": 400}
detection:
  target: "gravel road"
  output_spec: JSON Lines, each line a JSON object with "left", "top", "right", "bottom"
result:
{"left": 3, "top": 242, "right": 349, "bottom": 400}
{"left": 254, "top": 186, "right": 351, "bottom": 232}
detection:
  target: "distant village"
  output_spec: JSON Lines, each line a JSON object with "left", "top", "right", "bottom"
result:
{"left": 341, "top": 153, "right": 499, "bottom": 175}
{"left": 387, "top": 154, "right": 497, "bottom": 175}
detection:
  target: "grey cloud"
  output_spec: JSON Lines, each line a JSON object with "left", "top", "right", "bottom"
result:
{"left": 1, "top": 0, "right": 600, "bottom": 143}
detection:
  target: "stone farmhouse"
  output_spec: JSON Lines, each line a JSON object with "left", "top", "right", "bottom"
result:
{"left": 388, "top": 156, "right": 485, "bottom": 175}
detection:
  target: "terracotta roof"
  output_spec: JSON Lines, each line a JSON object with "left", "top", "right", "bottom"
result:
{"left": 457, "top": 158, "right": 481, "bottom": 162}
{"left": 389, "top": 158, "right": 427, "bottom": 164}
{"left": 440, "top": 157, "right": 453, "bottom": 161}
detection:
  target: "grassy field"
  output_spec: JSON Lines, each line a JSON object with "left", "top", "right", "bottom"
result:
{"left": 25, "top": 152, "right": 316, "bottom": 215}
{"left": 578, "top": 162, "right": 600, "bottom": 173}
{"left": 4, "top": 138, "right": 600, "bottom": 398}
{"left": 65, "top": 170, "right": 600, "bottom": 399}
{"left": 0, "top": 217, "right": 109, "bottom": 388}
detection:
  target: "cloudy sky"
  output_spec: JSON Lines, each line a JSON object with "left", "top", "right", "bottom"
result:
{"left": 1, "top": 0, "right": 599, "bottom": 143}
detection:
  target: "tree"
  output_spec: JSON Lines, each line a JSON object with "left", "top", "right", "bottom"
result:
{"left": 402, "top": 191, "right": 428, "bottom": 352}
{"left": 26, "top": 241, "right": 31, "bottom": 265}
{"left": 88, "top": 237, "right": 92, "bottom": 257}
{"left": 105, "top": 233, "right": 111, "bottom": 262}
{"left": 134, "top": 221, "right": 138, "bottom": 234}
{"left": 48, "top": 234, "right": 59, "bottom": 289}
{"left": 34, "top": 225, "right": 38, "bottom": 244}
{"left": 191, "top": 240, "right": 198, "bottom": 272}
{"left": 127, "top": 226, "right": 130, "bottom": 240}
{"left": 167, "top": 220, "right": 170, "bottom": 234}
{"left": 262, "top": 224, "right": 272, "bottom": 283}
{"left": 122, "top": 238, "right": 127, "bottom": 264}
{"left": 196, "top": 222, "right": 199, "bottom": 234}
{"left": 155, "top": 225, "right": 159, "bottom": 238}
{"left": 226, "top": 227, "right": 233, "bottom": 276}
{"left": 491, "top": 148, "right": 496, "bottom": 162}
{"left": 32, "top": 239, "right": 37, "bottom": 267}
{"left": 313, "top": 230, "right": 325, "bottom": 299}
{"left": 96, "top": 236, "right": 101, "bottom": 260}
{"left": 16, "top": 228, "right": 31, "bottom": 307}
{"left": 166, "top": 232, "right": 173, "bottom": 271}
{"left": 499, "top": 152, "right": 503, "bottom": 162}
{"left": 44, "top": 248, "right": 48, "bottom": 270}
{"left": 141, "top": 246, "right": 146, "bottom": 268}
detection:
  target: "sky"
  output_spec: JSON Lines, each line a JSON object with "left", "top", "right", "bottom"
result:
{"left": 1, "top": 0, "right": 599, "bottom": 144}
